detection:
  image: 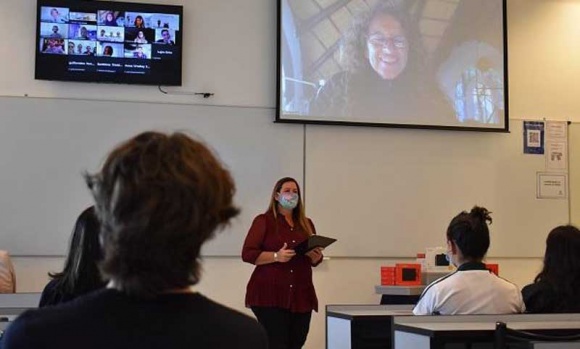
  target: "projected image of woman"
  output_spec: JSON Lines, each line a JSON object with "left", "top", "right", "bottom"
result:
{"left": 311, "top": 2, "right": 453, "bottom": 124}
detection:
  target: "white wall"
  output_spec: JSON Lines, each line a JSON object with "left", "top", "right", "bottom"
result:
{"left": 3, "top": 1, "right": 580, "bottom": 349}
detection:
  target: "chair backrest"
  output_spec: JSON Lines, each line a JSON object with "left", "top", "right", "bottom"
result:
{"left": 495, "top": 321, "right": 580, "bottom": 349}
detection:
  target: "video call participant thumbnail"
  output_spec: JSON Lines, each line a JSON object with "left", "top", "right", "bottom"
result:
{"left": 125, "top": 44, "right": 151, "bottom": 59}
{"left": 41, "top": 7, "right": 69, "bottom": 23}
{"left": 40, "top": 38, "right": 65, "bottom": 54}
{"left": 99, "top": 11, "right": 121, "bottom": 26}
{"left": 40, "top": 23, "right": 68, "bottom": 39}
{"left": 156, "top": 29, "right": 175, "bottom": 45}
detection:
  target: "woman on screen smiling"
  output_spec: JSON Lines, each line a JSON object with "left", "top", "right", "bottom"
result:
{"left": 242, "top": 177, "right": 323, "bottom": 349}
{"left": 310, "top": 1, "right": 453, "bottom": 124}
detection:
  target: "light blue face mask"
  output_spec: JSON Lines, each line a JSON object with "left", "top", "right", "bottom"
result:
{"left": 445, "top": 251, "right": 455, "bottom": 267}
{"left": 278, "top": 193, "right": 299, "bottom": 210}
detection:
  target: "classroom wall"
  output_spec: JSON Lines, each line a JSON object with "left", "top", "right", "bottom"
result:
{"left": 3, "top": 1, "right": 580, "bottom": 349}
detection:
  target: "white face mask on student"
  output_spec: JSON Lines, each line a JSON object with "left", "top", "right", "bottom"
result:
{"left": 445, "top": 250, "right": 457, "bottom": 267}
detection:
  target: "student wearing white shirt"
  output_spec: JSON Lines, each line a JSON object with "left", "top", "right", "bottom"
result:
{"left": 413, "top": 206, "right": 524, "bottom": 315}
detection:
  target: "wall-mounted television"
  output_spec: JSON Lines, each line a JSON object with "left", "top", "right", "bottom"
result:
{"left": 277, "top": 0, "right": 508, "bottom": 132}
{"left": 36, "top": 0, "right": 183, "bottom": 86}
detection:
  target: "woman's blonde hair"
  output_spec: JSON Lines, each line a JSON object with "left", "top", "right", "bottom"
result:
{"left": 267, "top": 177, "right": 313, "bottom": 236}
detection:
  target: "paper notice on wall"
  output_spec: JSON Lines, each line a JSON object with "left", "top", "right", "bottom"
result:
{"left": 537, "top": 172, "right": 568, "bottom": 199}
{"left": 545, "top": 121, "right": 568, "bottom": 141}
{"left": 545, "top": 121, "right": 568, "bottom": 171}
{"left": 546, "top": 141, "right": 568, "bottom": 171}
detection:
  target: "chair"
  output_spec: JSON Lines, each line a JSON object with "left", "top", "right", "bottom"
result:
{"left": 494, "top": 321, "right": 580, "bottom": 349}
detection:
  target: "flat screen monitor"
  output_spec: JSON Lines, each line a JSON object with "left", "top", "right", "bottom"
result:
{"left": 36, "top": 0, "right": 183, "bottom": 86}
{"left": 277, "top": 0, "right": 508, "bottom": 131}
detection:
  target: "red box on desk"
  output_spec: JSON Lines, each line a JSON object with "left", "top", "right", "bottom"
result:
{"left": 395, "top": 263, "right": 422, "bottom": 286}
{"left": 380, "top": 266, "right": 395, "bottom": 285}
{"left": 485, "top": 263, "right": 499, "bottom": 276}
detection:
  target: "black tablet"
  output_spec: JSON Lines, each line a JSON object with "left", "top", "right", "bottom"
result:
{"left": 294, "top": 235, "right": 336, "bottom": 254}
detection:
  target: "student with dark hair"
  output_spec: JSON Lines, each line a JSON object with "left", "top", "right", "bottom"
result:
{"left": 522, "top": 225, "right": 580, "bottom": 313}
{"left": 39, "top": 206, "right": 105, "bottom": 307}
{"left": 3, "top": 131, "right": 267, "bottom": 349}
{"left": 413, "top": 206, "right": 524, "bottom": 315}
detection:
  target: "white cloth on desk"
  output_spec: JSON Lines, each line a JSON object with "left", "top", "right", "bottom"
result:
{"left": 413, "top": 268, "right": 524, "bottom": 315}
{"left": 0, "top": 250, "right": 16, "bottom": 293}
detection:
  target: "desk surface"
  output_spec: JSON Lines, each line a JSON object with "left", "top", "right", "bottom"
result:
{"left": 327, "top": 304, "right": 414, "bottom": 320}
{"left": 0, "top": 293, "right": 41, "bottom": 308}
{"left": 399, "top": 321, "right": 580, "bottom": 332}
{"left": 393, "top": 314, "right": 580, "bottom": 339}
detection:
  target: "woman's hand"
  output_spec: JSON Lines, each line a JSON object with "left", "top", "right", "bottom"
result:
{"left": 276, "top": 243, "right": 295, "bottom": 263}
{"left": 305, "top": 247, "right": 323, "bottom": 264}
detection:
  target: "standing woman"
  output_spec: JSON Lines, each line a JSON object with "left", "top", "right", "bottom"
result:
{"left": 242, "top": 177, "right": 323, "bottom": 349}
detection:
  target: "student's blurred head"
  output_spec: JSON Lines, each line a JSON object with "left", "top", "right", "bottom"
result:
{"left": 52, "top": 25, "right": 59, "bottom": 33}
{"left": 106, "top": 12, "right": 114, "bottom": 22}
{"left": 86, "top": 132, "right": 239, "bottom": 297}
{"left": 50, "top": 8, "right": 59, "bottom": 18}
{"left": 81, "top": 27, "right": 87, "bottom": 36}
{"left": 162, "top": 29, "right": 170, "bottom": 40}
{"left": 446, "top": 206, "right": 491, "bottom": 265}
{"left": 536, "top": 225, "right": 580, "bottom": 283}
{"left": 68, "top": 41, "right": 75, "bottom": 52}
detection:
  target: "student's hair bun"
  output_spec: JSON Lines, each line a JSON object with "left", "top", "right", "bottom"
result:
{"left": 470, "top": 206, "right": 492, "bottom": 225}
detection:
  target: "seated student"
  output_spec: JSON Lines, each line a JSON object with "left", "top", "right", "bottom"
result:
{"left": 2, "top": 131, "right": 267, "bottom": 349}
{"left": 413, "top": 206, "right": 524, "bottom": 315}
{"left": 522, "top": 225, "right": 580, "bottom": 313}
{"left": 39, "top": 206, "right": 106, "bottom": 307}
{"left": 0, "top": 250, "right": 16, "bottom": 293}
